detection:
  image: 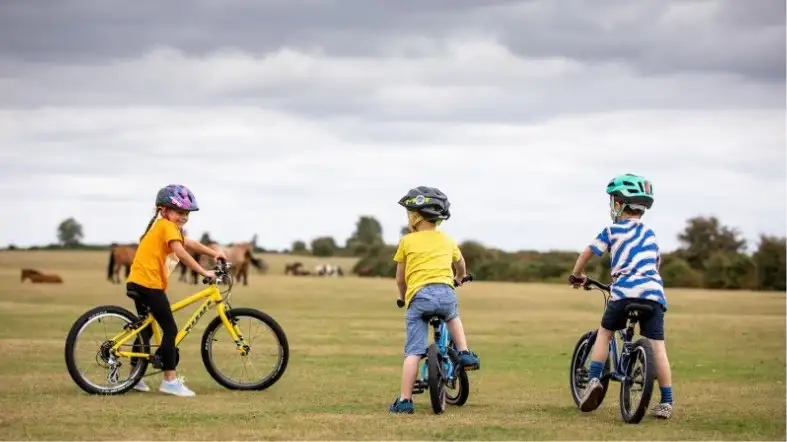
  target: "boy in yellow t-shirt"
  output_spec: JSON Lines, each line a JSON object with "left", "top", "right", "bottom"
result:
{"left": 388, "top": 186, "right": 480, "bottom": 414}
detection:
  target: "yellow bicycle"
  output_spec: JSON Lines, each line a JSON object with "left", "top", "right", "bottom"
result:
{"left": 64, "top": 260, "right": 289, "bottom": 395}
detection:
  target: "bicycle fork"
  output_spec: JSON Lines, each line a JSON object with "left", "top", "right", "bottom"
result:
{"left": 218, "top": 306, "right": 251, "bottom": 356}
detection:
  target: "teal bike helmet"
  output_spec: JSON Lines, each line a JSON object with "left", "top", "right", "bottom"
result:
{"left": 606, "top": 173, "right": 654, "bottom": 222}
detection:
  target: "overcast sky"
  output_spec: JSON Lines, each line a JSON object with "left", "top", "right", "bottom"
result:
{"left": 0, "top": 0, "right": 784, "bottom": 253}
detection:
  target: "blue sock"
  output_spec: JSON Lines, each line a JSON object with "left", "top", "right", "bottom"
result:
{"left": 660, "top": 386, "right": 673, "bottom": 404}
{"left": 588, "top": 360, "right": 604, "bottom": 380}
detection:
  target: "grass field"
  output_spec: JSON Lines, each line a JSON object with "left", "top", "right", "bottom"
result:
{"left": 1, "top": 250, "right": 785, "bottom": 440}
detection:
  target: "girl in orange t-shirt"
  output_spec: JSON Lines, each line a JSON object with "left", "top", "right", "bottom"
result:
{"left": 127, "top": 184, "right": 226, "bottom": 397}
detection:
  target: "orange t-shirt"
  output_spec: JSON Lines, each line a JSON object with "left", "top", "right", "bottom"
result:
{"left": 127, "top": 218, "right": 184, "bottom": 291}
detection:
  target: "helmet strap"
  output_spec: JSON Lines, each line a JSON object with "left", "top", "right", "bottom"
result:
{"left": 407, "top": 211, "right": 425, "bottom": 231}
{"left": 609, "top": 197, "right": 624, "bottom": 223}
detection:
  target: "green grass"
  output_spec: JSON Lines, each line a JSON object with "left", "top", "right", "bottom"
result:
{"left": 0, "top": 251, "right": 785, "bottom": 440}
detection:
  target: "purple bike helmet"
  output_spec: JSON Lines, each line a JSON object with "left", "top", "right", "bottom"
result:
{"left": 155, "top": 184, "right": 199, "bottom": 211}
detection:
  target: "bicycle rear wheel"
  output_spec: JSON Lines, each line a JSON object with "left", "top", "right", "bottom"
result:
{"left": 201, "top": 307, "right": 289, "bottom": 390}
{"left": 619, "top": 338, "right": 655, "bottom": 424}
{"left": 64, "top": 305, "right": 149, "bottom": 395}
{"left": 427, "top": 344, "right": 446, "bottom": 414}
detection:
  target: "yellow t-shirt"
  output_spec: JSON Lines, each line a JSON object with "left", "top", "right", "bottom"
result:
{"left": 394, "top": 230, "right": 462, "bottom": 307}
{"left": 127, "top": 218, "right": 184, "bottom": 291}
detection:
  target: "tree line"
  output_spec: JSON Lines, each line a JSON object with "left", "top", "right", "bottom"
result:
{"left": 343, "top": 216, "right": 786, "bottom": 292}
{"left": 6, "top": 214, "right": 786, "bottom": 292}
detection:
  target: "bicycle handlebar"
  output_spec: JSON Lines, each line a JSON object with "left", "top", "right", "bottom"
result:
{"left": 567, "top": 274, "right": 610, "bottom": 292}
{"left": 396, "top": 273, "right": 474, "bottom": 308}
{"left": 201, "top": 258, "right": 233, "bottom": 285}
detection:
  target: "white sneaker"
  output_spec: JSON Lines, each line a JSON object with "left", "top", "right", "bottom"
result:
{"left": 159, "top": 376, "right": 196, "bottom": 397}
{"left": 579, "top": 378, "right": 604, "bottom": 412}
{"left": 132, "top": 379, "right": 150, "bottom": 392}
{"left": 652, "top": 402, "right": 673, "bottom": 419}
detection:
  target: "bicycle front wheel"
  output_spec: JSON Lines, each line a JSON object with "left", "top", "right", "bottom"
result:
{"left": 619, "top": 338, "right": 656, "bottom": 424}
{"left": 64, "top": 305, "right": 149, "bottom": 395}
{"left": 201, "top": 307, "right": 289, "bottom": 390}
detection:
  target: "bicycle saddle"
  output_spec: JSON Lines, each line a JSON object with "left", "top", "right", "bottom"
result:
{"left": 624, "top": 302, "right": 654, "bottom": 317}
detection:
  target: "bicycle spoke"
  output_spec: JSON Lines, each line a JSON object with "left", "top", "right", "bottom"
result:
{"left": 205, "top": 313, "right": 284, "bottom": 388}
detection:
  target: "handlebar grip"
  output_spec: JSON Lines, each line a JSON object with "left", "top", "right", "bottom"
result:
{"left": 396, "top": 299, "right": 405, "bottom": 308}
{"left": 453, "top": 273, "right": 474, "bottom": 287}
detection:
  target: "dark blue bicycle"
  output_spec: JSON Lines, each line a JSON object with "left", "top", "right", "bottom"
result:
{"left": 568, "top": 275, "right": 656, "bottom": 424}
{"left": 396, "top": 274, "right": 477, "bottom": 414}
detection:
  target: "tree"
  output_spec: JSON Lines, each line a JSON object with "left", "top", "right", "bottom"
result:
{"left": 199, "top": 232, "right": 213, "bottom": 245}
{"left": 251, "top": 234, "right": 258, "bottom": 248}
{"left": 660, "top": 256, "right": 703, "bottom": 288}
{"left": 291, "top": 240, "right": 308, "bottom": 254}
{"left": 311, "top": 236, "right": 338, "bottom": 257}
{"left": 753, "top": 235, "right": 786, "bottom": 291}
{"left": 57, "top": 217, "right": 84, "bottom": 247}
{"left": 346, "top": 216, "right": 384, "bottom": 255}
{"left": 677, "top": 216, "right": 747, "bottom": 270}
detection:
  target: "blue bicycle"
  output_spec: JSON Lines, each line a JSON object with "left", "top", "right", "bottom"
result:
{"left": 396, "top": 274, "right": 477, "bottom": 414}
{"left": 568, "top": 275, "right": 656, "bottom": 424}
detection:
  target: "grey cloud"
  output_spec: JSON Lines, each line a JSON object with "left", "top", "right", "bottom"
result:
{"left": 0, "top": 0, "right": 782, "bottom": 81}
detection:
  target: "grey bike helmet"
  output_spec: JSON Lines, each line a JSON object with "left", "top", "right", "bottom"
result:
{"left": 397, "top": 186, "right": 451, "bottom": 222}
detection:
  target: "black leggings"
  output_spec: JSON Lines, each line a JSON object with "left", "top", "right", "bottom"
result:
{"left": 126, "top": 282, "right": 179, "bottom": 371}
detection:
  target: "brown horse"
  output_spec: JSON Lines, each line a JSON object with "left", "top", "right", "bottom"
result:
{"left": 21, "top": 269, "right": 63, "bottom": 283}
{"left": 107, "top": 244, "right": 136, "bottom": 284}
{"left": 177, "top": 252, "right": 216, "bottom": 285}
{"left": 284, "top": 261, "right": 310, "bottom": 276}
{"left": 209, "top": 242, "right": 266, "bottom": 286}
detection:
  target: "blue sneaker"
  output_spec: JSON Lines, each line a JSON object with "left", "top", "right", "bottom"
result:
{"left": 457, "top": 350, "right": 480, "bottom": 370}
{"left": 388, "top": 397, "right": 414, "bottom": 414}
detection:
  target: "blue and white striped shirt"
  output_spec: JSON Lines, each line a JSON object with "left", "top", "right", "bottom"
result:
{"left": 589, "top": 218, "right": 667, "bottom": 307}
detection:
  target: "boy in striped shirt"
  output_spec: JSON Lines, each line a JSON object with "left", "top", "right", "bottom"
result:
{"left": 570, "top": 174, "right": 674, "bottom": 419}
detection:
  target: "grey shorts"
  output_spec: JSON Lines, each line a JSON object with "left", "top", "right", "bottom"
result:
{"left": 404, "top": 283, "right": 459, "bottom": 357}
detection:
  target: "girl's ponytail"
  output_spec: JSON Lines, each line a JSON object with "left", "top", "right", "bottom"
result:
{"left": 139, "top": 207, "right": 161, "bottom": 241}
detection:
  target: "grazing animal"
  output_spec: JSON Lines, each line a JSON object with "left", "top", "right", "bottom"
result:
{"left": 177, "top": 252, "right": 206, "bottom": 285}
{"left": 285, "top": 261, "right": 310, "bottom": 276}
{"left": 107, "top": 244, "right": 136, "bottom": 284}
{"left": 208, "top": 241, "right": 266, "bottom": 286}
{"left": 315, "top": 263, "right": 344, "bottom": 277}
{"left": 21, "top": 268, "right": 63, "bottom": 283}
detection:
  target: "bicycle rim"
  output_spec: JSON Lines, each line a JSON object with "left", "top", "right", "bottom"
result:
{"left": 69, "top": 312, "right": 146, "bottom": 393}
{"left": 202, "top": 309, "right": 287, "bottom": 390}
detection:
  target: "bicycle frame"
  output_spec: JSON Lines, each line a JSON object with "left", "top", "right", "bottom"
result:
{"left": 109, "top": 283, "right": 249, "bottom": 359}
{"left": 581, "top": 301, "right": 638, "bottom": 384}
{"left": 418, "top": 319, "right": 457, "bottom": 383}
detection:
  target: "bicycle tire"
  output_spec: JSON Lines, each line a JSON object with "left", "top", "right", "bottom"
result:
{"left": 201, "top": 307, "right": 289, "bottom": 391}
{"left": 64, "top": 305, "right": 149, "bottom": 395}
{"left": 445, "top": 345, "right": 470, "bottom": 406}
{"left": 569, "top": 330, "right": 611, "bottom": 408}
{"left": 427, "top": 344, "right": 446, "bottom": 414}
{"left": 619, "top": 338, "right": 655, "bottom": 424}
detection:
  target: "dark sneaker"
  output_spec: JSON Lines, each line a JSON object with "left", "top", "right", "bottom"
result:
{"left": 388, "top": 397, "right": 414, "bottom": 414}
{"left": 457, "top": 350, "right": 480, "bottom": 370}
{"left": 579, "top": 378, "right": 604, "bottom": 412}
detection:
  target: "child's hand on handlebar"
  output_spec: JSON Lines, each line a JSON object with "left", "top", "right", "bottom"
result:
{"left": 568, "top": 273, "right": 587, "bottom": 289}
{"left": 213, "top": 250, "right": 228, "bottom": 262}
{"left": 202, "top": 270, "right": 217, "bottom": 282}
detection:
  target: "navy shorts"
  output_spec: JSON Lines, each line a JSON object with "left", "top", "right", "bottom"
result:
{"left": 600, "top": 298, "right": 665, "bottom": 340}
